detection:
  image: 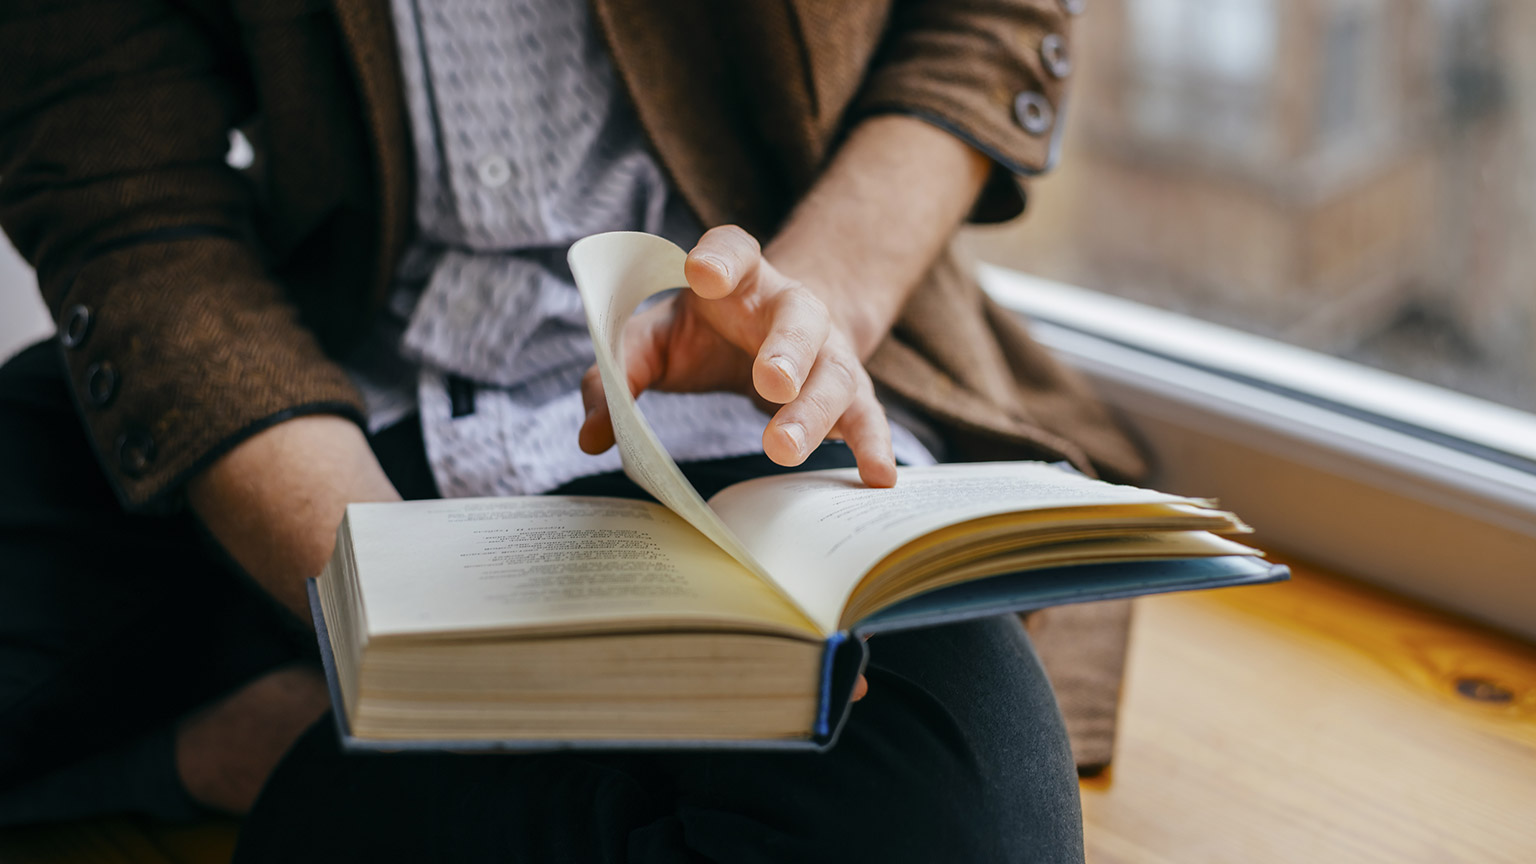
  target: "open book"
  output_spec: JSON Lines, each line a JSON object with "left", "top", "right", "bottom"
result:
{"left": 312, "top": 232, "right": 1288, "bottom": 751}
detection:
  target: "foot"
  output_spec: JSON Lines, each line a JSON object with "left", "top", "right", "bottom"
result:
{"left": 174, "top": 663, "right": 330, "bottom": 814}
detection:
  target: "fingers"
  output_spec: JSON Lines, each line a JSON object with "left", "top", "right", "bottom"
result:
{"left": 577, "top": 365, "right": 615, "bottom": 454}
{"left": 578, "top": 305, "right": 674, "bottom": 455}
{"left": 595, "top": 225, "right": 899, "bottom": 489}
{"left": 851, "top": 674, "right": 869, "bottom": 702}
{"left": 752, "top": 287, "right": 830, "bottom": 405}
{"left": 764, "top": 339, "right": 897, "bottom": 487}
{"left": 833, "top": 379, "right": 899, "bottom": 489}
{"left": 685, "top": 225, "right": 761, "bottom": 300}
{"left": 763, "top": 349, "right": 856, "bottom": 467}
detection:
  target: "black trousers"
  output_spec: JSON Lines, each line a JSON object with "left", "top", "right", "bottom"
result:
{"left": 0, "top": 341, "right": 1085, "bottom": 862}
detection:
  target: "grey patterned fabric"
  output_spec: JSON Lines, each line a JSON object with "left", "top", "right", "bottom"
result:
{"left": 346, "top": 0, "right": 935, "bottom": 498}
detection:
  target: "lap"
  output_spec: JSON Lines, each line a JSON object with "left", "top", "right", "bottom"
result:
{"left": 661, "top": 615, "right": 1083, "bottom": 863}
{"left": 236, "top": 616, "right": 1082, "bottom": 864}
{"left": 1, "top": 342, "right": 1083, "bottom": 860}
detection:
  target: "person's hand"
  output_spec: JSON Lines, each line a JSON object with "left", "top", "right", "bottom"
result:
{"left": 578, "top": 225, "right": 898, "bottom": 489}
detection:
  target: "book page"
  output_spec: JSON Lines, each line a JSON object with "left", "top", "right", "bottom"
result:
{"left": 707, "top": 462, "right": 1212, "bottom": 633}
{"left": 347, "top": 496, "right": 818, "bottom": 640}
{"left": 567, "top": 232, "right": 818, "bottom": 631}
{"left": 845, "top": 530, "right": 1261, "bottom": 622}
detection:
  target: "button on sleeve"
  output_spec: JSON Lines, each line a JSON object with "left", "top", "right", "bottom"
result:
{"left": 1041, "top": 34, "right": 1072, "bottom": 79}
{"left": 60, "top": 304, "right": 92, "bottom": 348}
{"left": 116, "top": 429, "right": 156, "bottom": 478}
{"left": 85, "top": 361, "right": 119, "bottom": 408}
{"left": 1014, "top": 92, "right": 1055, "bottom": 137}
{"left": 847, "top": 0, "right": 1077, "bottom": 223}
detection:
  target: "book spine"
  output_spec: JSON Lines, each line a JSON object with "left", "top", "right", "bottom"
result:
{"left": 814, "top": 632, "right": 849, "bottom": 738}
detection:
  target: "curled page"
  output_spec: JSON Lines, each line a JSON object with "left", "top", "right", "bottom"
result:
{"left": 568, "top": 232, "right": 822, "bottom": 632}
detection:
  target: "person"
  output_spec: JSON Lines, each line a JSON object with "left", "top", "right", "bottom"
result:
{"left": 0, "top": 0, "right": 1145, "bottom": 860}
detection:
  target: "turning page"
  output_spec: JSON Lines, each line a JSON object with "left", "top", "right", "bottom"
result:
{"left": 567, "top": 232, "right": 819, "bottom": 629}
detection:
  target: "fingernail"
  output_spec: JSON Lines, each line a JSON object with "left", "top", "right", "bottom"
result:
{"left": 781, "top": 422, "right": 806, "bottom": 455}
{"left": 694, "top": 254, "right": 727, "bottom": 277}
{"left": 769, "top": 356, "right": 796, "bottom": 385}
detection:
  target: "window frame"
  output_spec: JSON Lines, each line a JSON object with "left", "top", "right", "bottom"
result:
{"left": 980, "top": 263, "right": 1536, "bottom": 640}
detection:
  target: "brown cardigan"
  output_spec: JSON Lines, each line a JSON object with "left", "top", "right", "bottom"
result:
{"left": 0, "top": 0, "right": 1145, "bottom": 773}
{"left": 0, "top": 0, "right": 1142, "bottom": 511}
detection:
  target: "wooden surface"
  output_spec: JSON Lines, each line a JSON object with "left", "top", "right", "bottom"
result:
{"left": 0, "top": 818, "right": 237, "bottom": 864}
{"left": 3, "top": 559, "right": 1532, "bottom": 863}
{"left": 1082, "top": 557, "right": 1536, "bottom": 864}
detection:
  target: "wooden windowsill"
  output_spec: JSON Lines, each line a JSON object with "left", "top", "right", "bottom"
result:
{"left": 1082, "top": 555, "right": 1536, "bottom": 863}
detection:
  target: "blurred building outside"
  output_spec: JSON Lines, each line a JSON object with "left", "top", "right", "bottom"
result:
{"left": 962, "top": 0, "right": 1536, "bottom": 414}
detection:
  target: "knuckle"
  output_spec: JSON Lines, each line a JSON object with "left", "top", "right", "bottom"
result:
{"left": 849, "top": 388, "right": 887, "bottom": 423}
{"left": 779, "top": 281, "right": 825, "bottom": 314}
{"left": 804, "top": 384, "right": 851, "bottom": 430}
{"left": 771, "top": 289, "right": 829, "bottom": 335}
{"left": 819, "top": 351, "right": 861, "bottom": 392}
{"left": 735, "top": 286, "right": 769, "bottom": 319}
{"left": 771, "top": 324, "right": 820, "bottom": 360}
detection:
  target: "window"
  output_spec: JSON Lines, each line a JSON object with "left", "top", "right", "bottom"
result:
{"left": 966, "top": 0, "right": 1536, "bottom": 635}
{"left": 969, "top": 0, "right": 1536, "bottom": 415}
{"left": 1124, "top": 0, "right": 1279, "bottom": 161}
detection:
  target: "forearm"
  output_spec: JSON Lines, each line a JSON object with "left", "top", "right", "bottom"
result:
{"left": 186, "top": 415, "right": 400, "bottom": 621}
{"left": 766, "top": 114, "right": 993, "bottom": 359}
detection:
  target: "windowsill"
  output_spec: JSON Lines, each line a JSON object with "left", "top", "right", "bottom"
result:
{"left": 979, "top": 264, "right": 1536, "bottom": 640}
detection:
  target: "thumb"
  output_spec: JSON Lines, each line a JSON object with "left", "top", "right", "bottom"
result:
{"left": 578, "top": 306, "right": 672, "bottom": 454}
{"left": 578, "top": 364, "right": 615, "bottom": 454}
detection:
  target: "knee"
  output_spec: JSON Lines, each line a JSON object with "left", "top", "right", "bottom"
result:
{"left": 842, "top": 695, "right": 1084, "bottom": 863}
{"left": 734, "top": 752, "right": 1082, "bottom": 864}
{"left": 684, "top": 673, "right": 1082, "bottom": 863}
{"left": 836, "top": 620, "right": 1085, "bottom": 861}
{"left": 675, "top": 618, "right": 1086, "bottom": 862}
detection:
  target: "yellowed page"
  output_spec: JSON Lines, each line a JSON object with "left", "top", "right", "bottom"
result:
{"left": 707, "top": 462, "right": 1221, "bottom": 634}
{"left": 858, "top": 503, "right": 1244, "bottom": 587}
{"left": 347, "top": 497, "right": 818, "bottom": 640}
{"left": 844, "top": 530, "right": 1260, "bottom": 623}
{"left": 566, "top": 232, "right": 819, "bottom": 631}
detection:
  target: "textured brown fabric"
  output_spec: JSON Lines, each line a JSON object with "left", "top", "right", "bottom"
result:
{"left": 1, "top": 0, "right": 1141, "bottom": 767}
{"left": 0, "top": 0, "right": 1144, "bottom": 509}
{"left": 0, "top": 0, "right": 383, "bottom": 509}
{"left": 1025, "top": 600, "right": 1137, "bottom": 775}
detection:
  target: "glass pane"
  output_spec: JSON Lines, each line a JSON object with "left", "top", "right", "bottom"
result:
{"left": 964, "top": 0, "right": 1536, "bottom": 413}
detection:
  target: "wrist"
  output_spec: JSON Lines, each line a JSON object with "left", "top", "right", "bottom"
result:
{"left": 763, "top": 115, "right": 992, "bottom": 361}
{"left": 818, "top": 283, "right": 889, "bottom": 361}
{"left": 188, "top": 414, "right": 400, "bottom": 620}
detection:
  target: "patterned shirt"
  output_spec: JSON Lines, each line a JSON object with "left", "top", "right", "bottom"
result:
{"left": 347, "top": 0, "right": 937, "bottom": 498}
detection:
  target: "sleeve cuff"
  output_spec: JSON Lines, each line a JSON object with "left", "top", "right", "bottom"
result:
{"left": 52, "top": 234, "right": 368, "bottom": 512}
